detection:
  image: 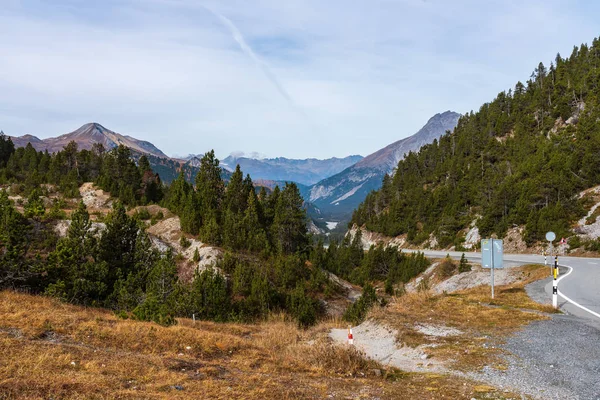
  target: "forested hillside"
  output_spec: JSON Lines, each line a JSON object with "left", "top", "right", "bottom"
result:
{"left": 352, "top": 38, "right": 600, "bottom": 248}
{"left": 0, "top": 136, "right": 426, "bottom": 327}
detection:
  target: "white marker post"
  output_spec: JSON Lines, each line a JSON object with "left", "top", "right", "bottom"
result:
{"left": 347, "top": 327, "right": 354, "bottom": 345}
{"left": 552, "top": 256, "right": 559, "bottom": 309}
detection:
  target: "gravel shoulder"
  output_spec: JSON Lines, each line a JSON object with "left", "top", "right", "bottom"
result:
{"left": 471, "top": 315, "right": 600, "bottom": 400}
{"left": 473, "top": 276, "right": 600, "bottom": 399}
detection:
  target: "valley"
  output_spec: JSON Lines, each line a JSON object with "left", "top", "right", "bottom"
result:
{"left": 3, "top": 2, "right": 600, "bottom": 398}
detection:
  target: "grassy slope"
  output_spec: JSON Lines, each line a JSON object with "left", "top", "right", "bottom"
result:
{"left": 372, "top": 264, "right": 556, "bottom": 371}
{"left": 0, "top": 291, "right": 525, "bottom": 399}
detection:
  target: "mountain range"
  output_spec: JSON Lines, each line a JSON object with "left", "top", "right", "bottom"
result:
{"left": 6, "top": 123, "right": 359, "bottom": 189}
{"left": 7, "top": 113, "right": 459, "bottom": 226}
{"left": 10, "top": 123, "right": 168, "bottom": 158}
{"left": 220, "top": 154, "right": 363, "bottom": 186}
{"left": 301, "top": 111, "right": 461, "bottom": 220}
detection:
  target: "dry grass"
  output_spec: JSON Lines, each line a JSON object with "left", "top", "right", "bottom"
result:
{"left": 0, "top": 291, "right": 517, "bottom": 399}
{"left": 371, "top": 264, "right": 554, "bottom": 371}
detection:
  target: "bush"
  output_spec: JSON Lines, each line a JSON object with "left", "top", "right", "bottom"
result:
{"left": 343, "top": 284, "right": 378, "bottom": 325}
{"left": 150, "top": 211, "right": 164, "bottom": 226}
{"left": 568, "top": 236, "right": 582, "bottom": 250}
{"left": 133, "top": 207, "right": 151, "bottom": 221}
{"left": 439, "top": 257, "right": 456, "bottom": 278}
{"left": 288, "top": 284, "right": 319, "bottom": 328}
{"left": 132, "top": 295, "right": 175, "bottom": 326}
{"left": 46, "top": 199, "right": 67, "bottom": 220}
{"left": 180, "top": 235, "right": 191, "bottom": 249}
{"left": 459, "top": 253, "right": 471, "bottom": 273}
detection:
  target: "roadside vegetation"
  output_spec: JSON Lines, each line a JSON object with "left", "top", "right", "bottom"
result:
{"left": 0, "top": 290, "right": 522, "bottom": 399}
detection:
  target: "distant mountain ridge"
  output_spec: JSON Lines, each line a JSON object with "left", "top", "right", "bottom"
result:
{"left": 303, "top": 111, "right": 461, "bottom": 219}
{"left": 10, "top": 123, "right": 168, "bottom": 159}
{"left": 218, "top": 154, "right": 363, "bottom": 186}
{"left": 6, "top": 124, "right": 361, "bottom": 189}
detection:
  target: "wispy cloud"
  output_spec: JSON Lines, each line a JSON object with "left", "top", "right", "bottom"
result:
{"left": 1, "top": 0, "right": 599, "bottom": 158}
{"left": 200, "top": 5, "right": 294, "bottom": 106}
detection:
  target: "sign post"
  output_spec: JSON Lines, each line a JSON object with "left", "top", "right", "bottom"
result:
{"left": 552, "top": 256, "right": 559, "bottom": 309}
{"left": 481, "top": 239, "right": 503, "bottom": 299}
{"left": 545, "top": 231, "right": 556, "bottom": 275}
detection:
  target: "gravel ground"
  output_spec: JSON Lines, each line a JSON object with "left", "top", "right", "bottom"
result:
{"left": 471, "top": 277, "right": 600, "bottom": 400}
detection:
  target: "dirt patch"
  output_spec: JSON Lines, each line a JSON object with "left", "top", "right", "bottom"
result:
{"left": 414, "top": 324, "right": 463, "bottom": 338}
{"left": 128, "top": 204, "right": 174, "bottom": 219}
{"left": 146, "top": 217, "right": 223, "bottom": 276}
{"left": 329, "top": 321, "right": 449, "bottom": 373}
{"left": 431, "top": 264, "right": 529, "bottom": 294}
{"left": 79, "top": 182, "right": 112, "bottom": 214}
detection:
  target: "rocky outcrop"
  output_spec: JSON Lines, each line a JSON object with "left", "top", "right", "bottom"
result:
{"left": 146, "top": 217, "right": 223, "bottom": 274}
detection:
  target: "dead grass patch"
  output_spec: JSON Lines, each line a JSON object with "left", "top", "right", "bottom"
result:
{"left": 0, "top": 290, "right": 518, "bottom": 399}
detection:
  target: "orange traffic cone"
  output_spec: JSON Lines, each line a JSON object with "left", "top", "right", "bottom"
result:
{"left": 348, "top": 327, "right": 354, "bottom": 345}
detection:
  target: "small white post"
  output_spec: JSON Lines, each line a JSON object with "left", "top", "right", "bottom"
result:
{"left": 490, "top": 239, "right": 495, "bottom": 299}
{"left": 550, "top": 242, "right": 554, "bottom": 275}
{"left": 193, "top": 313, "right": 195, "bottom": 325}
{"left": 552, "top": 257, "right": 558, "bottom": 309}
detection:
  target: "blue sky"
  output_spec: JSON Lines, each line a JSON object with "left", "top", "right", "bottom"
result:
{"left": 1, "top": 0, "right": 600, "bottom": 159}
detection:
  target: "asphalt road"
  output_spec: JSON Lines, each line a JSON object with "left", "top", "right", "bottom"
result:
{"left": 408, "top": 250, "right": 600, "bottom": 323}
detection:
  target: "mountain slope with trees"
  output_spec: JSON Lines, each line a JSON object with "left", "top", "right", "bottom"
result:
{"left": 304, "top": 111, "right": 460, "bottom": 220}
{"left": 352, "top": 38, "right": 600, "bottom": 248}
{"left": 0, "top": 134, "right": 428, "bottom": 327}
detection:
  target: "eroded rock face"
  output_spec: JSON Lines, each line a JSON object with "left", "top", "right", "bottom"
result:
{"left": 463, "top": 219, "right": 481, "bottom": 250}
{"left": 146, "top": 216, "right": 223, "bottom": 275}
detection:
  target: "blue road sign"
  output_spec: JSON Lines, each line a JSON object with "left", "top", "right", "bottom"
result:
{"left": 481, "top": 239, "right": 503, "bottom": 269}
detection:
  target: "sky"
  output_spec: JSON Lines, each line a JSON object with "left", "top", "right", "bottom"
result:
{"left": 1, "top": 0, "right": 600, "bottom": 159}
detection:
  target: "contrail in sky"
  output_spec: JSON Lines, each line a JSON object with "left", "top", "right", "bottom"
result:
{"left": 201, "top": 5, "right": 295, "bottom": 106}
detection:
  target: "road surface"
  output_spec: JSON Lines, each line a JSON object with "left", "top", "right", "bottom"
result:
{"left": 408, "top": 250, "right": 600, "bottom": 323}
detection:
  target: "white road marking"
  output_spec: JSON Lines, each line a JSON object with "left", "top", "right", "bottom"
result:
{"left": 588, "top": 262, "right": 599, "bottom": 265}
{"left": 556, "top": 264, "right": 600, "bottom": 320}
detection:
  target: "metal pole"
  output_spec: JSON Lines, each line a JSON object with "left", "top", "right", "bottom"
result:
{"left": 552, "top": 256, "right": 558, "bottom": 308}
{"left": 549, "top": 242, "right": 554, "bottom": 275}
{"left": 491, "top": 239, "right": 495, "bottom": 299}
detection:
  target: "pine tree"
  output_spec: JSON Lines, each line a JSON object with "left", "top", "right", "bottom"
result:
{"left": 0, "top": 191, "right": 32, "bottom": 288}
{"left": 97, "top": 202, "right": 139, "bottom": 288}
{"left": 196, "top": 150, "right": 224, "bottom": 244}
{"left": 243, "top": 191, "right": 269, "bottom": 253}
{"left": 23, "top": 188, "right": 45, "bottom": 220}
{"left": 272, "top": 183, "right": 308, "bottom": 254}
{"left": 46, "top": 201, "right": 109, "bottom": 305}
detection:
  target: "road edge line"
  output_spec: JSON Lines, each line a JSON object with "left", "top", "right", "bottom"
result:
{"left": 556, "top": 264, "right": 600, "bottom": 320}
